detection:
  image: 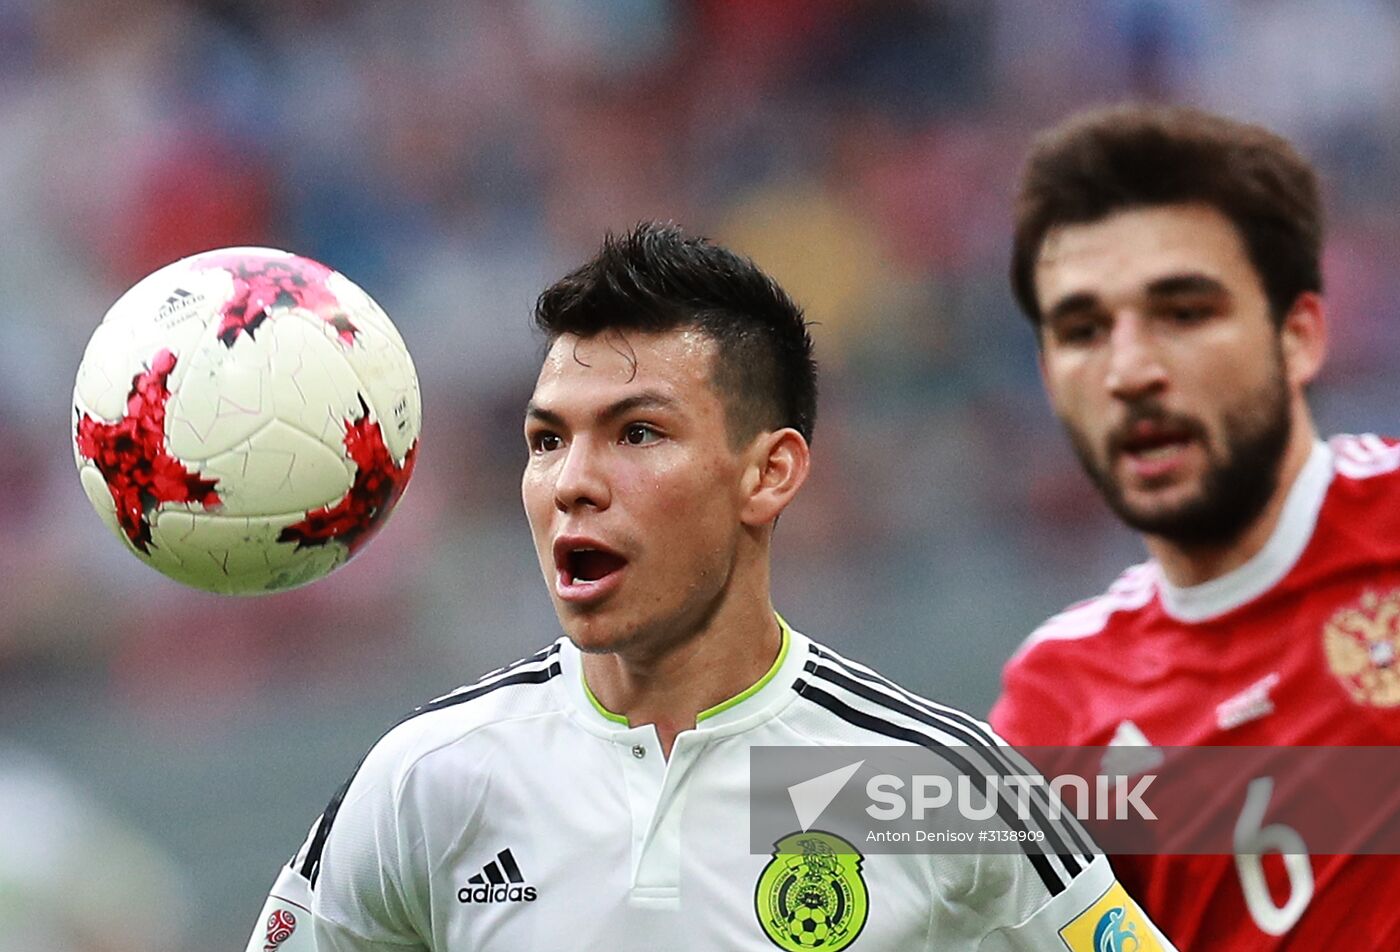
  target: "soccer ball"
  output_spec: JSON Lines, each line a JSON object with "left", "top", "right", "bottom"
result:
{"left": 787, "top": 904, "right": 832, "bottom": 947}
{"left": 72, "top": 247, "right": 422, "bottom": 595}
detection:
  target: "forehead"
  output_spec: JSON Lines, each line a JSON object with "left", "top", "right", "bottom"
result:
{"left": 531, "top": 328, "right": 721, "bottom": 408}
{"left": 1035, "top": 204, "right": 1259, "bottom": 307}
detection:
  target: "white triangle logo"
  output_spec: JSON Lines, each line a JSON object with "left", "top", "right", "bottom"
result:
{"left": 1101, "top": 719, "right": 1164, "bottom": 777}
{"left": 787, "top": 760, "right": 864, "bottom": 832}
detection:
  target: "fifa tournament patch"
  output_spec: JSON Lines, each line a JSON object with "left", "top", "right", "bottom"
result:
{"left": 244, "top": 896, "right": 315, "bottom": 952}
{"left": 754, "top": 831, "right": 868, "bottom": 951}
{"left": 1058, "top": 881, "right": 1165, "bottom": 952}
{"left": 263, "top": 908, "right": 299, "bottom": 951}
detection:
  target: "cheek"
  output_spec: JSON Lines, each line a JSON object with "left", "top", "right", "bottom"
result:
{"left": 1043, "top": 363, "right": 1091, "bottom": 422}
{"left": 1172, "top": 354, "right": 1244, "bottom": 426}
{"left": 520, "top": 471, "right": 552, "bottom": 528}
{"left": 639, "top": 466, "right": 734, "bottom": 532}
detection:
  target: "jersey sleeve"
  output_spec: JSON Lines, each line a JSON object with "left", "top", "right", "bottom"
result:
{"left": 311, "top": 734, "right": 432, "bottom": 949}
{"left": 242, "top": 823, "right": 320, "bottom": 952}
{"left": 244, "top": 729, "right": 434, "bottom": 952}
{"left": 913, "top": 716, "right": 1168, "bottom": 949}
{"left": 242, "top": 833, "right": 422, "bottom": 952}
{"left": 988, "top": 643, "right": 1081, "bottom": 746}
{"left": 974, "top": 856, "right": 1177, "bottom": 951}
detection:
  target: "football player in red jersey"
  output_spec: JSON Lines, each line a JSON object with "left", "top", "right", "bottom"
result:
{"left": 990, "top": 103, "right": 1400, "bottom": 948}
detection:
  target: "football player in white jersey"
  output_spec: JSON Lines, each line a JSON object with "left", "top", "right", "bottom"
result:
{"left": 245, "top": 223, "right": 1173, "bottom": 951}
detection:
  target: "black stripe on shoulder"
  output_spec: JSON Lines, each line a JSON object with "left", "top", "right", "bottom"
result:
{"left": 807, "top": 648, "right": 1096, "bottom": 861}
{"left": 802, "top": 656, "right": 1092, "bottom": 869}
{"left": 299, "top": 650, "right": 562, "bottom": 886}
{"left": 793, "top": 676, "right": 1075, "bottom": 898}
{"left": 811, "top": 645, "right": 1005, "bottom": 747}
{"left": 415, "top": 644, "right": 563, "bottom": 717}
{"left": 474, "top": 643, "right": 561, "bottom": 684}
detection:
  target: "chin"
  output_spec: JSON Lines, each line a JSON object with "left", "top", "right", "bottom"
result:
{"left": 1119, "top": 494, "right": 1238, "bottom": 545}
{"left": 1123, "top": 485, "right": 1203, "bottom": 519}
{"left": 567, "top": 631, "right": 623, "bottom": 655}
{"left": 1119, "top": 500, "right": 1200, "bottom": 534}
{"left": 558, "top": 611, "right": 631, "bottom": 655}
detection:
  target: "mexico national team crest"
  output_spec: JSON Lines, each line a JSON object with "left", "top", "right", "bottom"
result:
{"left": 755, "top": 831, "right": 867, "bottom": 950}
{"left": 1323, "top": 589, "right": 1400, "bottom": 707}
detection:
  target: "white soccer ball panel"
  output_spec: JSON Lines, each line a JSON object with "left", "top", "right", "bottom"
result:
{"left": 72, "top": 322, "right": 137, "bottom": 422}
{"left": 73, "top": 305, "right": 214, "bottom": 422}
{"left": 200, "top": 419, "right": 353, "bottom": 517}
{"left": 97, "top": 257, "right": 233, "bottom": 337}
{"left": 163, "top": 329, "right": 273, "bottom": 462}
{"left": 324, "top": 272, "right": 421, "bottom": 457}
{"left": 77, "top": 462, "right": 131, "bottom": 551}
{"left": 300, "top": 305, "right": 422, "bottom": 463}
{"left": 164, "top": 306, "right": 366, "bottom": 463}
{"left": 148, "top": 510, "right": 349, "bottom": 595}
{"left": 283, "top": 314, "right": 376, "bottom": 446}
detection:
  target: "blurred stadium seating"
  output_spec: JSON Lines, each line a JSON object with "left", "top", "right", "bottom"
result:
{"left": 3, "top": 0, "right": 1399, "bottom": 944}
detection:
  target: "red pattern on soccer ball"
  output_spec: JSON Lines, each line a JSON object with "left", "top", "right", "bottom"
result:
{"left": 278, "top": 395, "right": 417, "bottom": 555}
{"left": 194, "top": 252, "right": 359, "bottom": 347}
{"left": 263, "top": 909, "right": 297, "bottom": 951}
{"left": 74, "top": 349, "right": 222, "bottom": 553}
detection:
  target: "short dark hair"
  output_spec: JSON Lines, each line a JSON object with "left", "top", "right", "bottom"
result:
{"left": 1011, "top": 103, "right": 1323, "bottom": 327}
{"left": 533, "top": 222, "right": 818, "bottom": 446}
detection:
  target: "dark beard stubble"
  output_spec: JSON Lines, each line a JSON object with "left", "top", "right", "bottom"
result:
{"left": 1065, "top": 368, "right": 1293, "bottom": 548}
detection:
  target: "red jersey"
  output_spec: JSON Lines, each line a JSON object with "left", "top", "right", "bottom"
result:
{"left": 991, "top": 435, "right": 1400, "bottom": 949}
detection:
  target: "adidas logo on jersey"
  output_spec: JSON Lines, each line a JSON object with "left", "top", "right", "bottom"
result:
{"left": 458, "top": 849, "right": 537, "bottom": 903}
{"left": 1101, "top": 719, "right": 1164, "bottom": 777}
{"left": 1216, "top": 672, "right": 1280, "bottom": 730}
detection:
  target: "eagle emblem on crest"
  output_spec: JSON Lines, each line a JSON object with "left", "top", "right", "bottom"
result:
{"left": 1323, "top": 589, "right": 1400, "bottom": 707}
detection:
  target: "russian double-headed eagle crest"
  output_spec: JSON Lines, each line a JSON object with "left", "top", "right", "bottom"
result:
{"left": 1323, "top": 589, "right": 1400, "bottom": 707}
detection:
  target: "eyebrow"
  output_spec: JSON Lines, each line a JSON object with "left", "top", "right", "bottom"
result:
{"left": 1144, "top": 273, "right": 1229, "bottom": 299}
{"left": 1044, "top": 291, "right": 1100, "bottom": 325}
{"left": 524, "top": 390, "right": 681, "bottom": 428}
{"left": 1044, "top": 272, "right": 1230, "bottom": 325}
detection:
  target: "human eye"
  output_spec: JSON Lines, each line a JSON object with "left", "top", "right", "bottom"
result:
{"left": 621, "top": 422, "right": 662, "bottom": 446}
{"left": 1051, "top": 315, "right": 1105, "bottom": 346}
{"left": 1167, "top": 303, "right": 1214, "bottom": 324}
{"left": 527, "top": 429, "right": 564, "bottom": 454}
{"left": 1153, "top": 294, "right": 1220, "bottom": 327}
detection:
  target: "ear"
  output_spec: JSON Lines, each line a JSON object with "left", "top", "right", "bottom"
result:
{"left": 739, "top": 428, "right": 810, "bottom": 528}
{"left": 1279, "top": 291, "right": 1327, "bottom": 389}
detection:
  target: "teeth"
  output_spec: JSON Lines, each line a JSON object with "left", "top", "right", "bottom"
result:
{"left": 565, "top": 548, "right": 597, "bottom": 586}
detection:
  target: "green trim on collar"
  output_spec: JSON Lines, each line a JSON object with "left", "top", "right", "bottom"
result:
{"left": 581, "top": 673, "right": 630, "bottom": 725}
{"left": 697, "top": 615, "right": 792, "bottom": 722}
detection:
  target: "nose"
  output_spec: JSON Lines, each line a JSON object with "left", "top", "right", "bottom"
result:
{"left": 553, "top": 437, "right": 611, "bottom": 513}
{"left": 1105, "top": 314, "right": 1168, "bottom": 402}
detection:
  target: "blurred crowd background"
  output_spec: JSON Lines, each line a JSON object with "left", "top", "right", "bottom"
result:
{"left": 3, "top": 0, "right": 1399, "bottom": 947}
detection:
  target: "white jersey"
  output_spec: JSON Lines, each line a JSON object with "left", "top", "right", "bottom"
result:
{"left": 246, "top": 623, "right": 1173, "bottom": 951}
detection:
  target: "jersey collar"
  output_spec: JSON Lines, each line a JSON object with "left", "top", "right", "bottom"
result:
{"left": 1156, "top": 439, "right": 1334, "bottom": 622}
{"left": 557, "top": 614, "right": 808, "bottom": 740}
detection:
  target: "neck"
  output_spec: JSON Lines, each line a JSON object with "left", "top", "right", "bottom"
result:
{"left": 580, "top": 576, "right": 783, "bottom": 758}
{"left": 1146, "top": 408, "right": 1319, "bottom": 588}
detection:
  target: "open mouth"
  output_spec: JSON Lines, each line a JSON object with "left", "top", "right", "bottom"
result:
{"left": 564, "top": 548, "right": 627, "bottom": 584}
{"left": 1113, "top": 419, "right": 1200, "bottom": 478}
{"left": 1123, "top": 430, "right": 1193, "bottom": 459}
{"left": 552, "top": 537, "right": 629, "bottom": 600}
